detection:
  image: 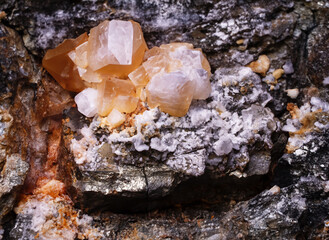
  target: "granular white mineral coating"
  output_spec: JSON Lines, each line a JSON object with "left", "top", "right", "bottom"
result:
{"left": 74, "top": 88, "right": 98, "bottom": 117}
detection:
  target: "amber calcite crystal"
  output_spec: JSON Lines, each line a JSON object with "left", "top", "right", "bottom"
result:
{"left": 129, "top": 43, "right": 211, "bottom": 117}
{"left": 87, "top": 20, "right": 148, "bottom": 78}
{"left": 43, "top": 19, "right": 212, "bottom": 125}
{"left": 97, "top": 77, "right": 137, "bottom": 116}
{"left": 42, "top": 33, "right": 88, "bottom": 92}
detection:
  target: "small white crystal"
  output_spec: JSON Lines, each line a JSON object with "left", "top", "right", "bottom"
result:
{"left": 213, "top": 136, "right": 233, "bottom": 156}
{"left": 323, "top": 77, "right": 329, "bottom": 86}
{"left": 74, "top": 88, "right": 98, "bottom": 117}
{"left": 106, "top": 109, "right": 126, "bottom": 128}
{"left": 285, "top": 88, "right": 299, "bottom": 99}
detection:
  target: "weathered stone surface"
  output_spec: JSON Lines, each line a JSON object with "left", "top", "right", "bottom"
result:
{"left": 0, "top": 23, "right": 33, "bottom": 225}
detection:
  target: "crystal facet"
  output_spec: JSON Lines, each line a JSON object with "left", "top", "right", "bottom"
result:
{"left": 97, "top": 77, "right": 137, "bottom": 116}
{"left": 129, "top": 43, "right": 211, "bottom": 116}
{"left": 146, "top": 71, "right": 195, "bottom": 117}
{"left": 42, "top": 33, "right": 88, "bottom": 92}
{"left": 74, "top": 88, "right": 98, "bottom": 117}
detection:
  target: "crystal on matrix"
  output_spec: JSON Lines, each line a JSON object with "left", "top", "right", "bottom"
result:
{"left": 42, "top": 33, "right": 88, "bottom": 92}
{"left": 105, "top": 109, "right": 126, "bottom": 129}
{"left": 146, "top": 71, "right": 195, "bottom": 117}
{"left": 42, "top": 19, "right": 212, "bottom": 122}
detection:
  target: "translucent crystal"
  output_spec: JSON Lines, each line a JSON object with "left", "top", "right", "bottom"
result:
{"left": 106, "top": 109, "right": 126, "bottom": 129}
{"left": 146, "top": 71, "right": 195, "bottom": 117}
{"left": 87, "top": 20, "right": 147, "bottom": 78}
{"left": 129, "top": 43, "right": 211, "bottom": 116}
{"left": 97, "top": 78, "right": 137, "bottom": 116}
{"left": 42, "top": 33, "right": 88, "bottom": 92}
{"left": 68, "top": 42, "right": 102, "bottom": 83}
{"left": 74, "top": 88, "right": 98, "bottom": 117}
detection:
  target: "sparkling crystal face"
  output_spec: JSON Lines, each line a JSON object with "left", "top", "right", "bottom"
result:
{"left": 42, "top": 20, "right": 211, "bottom": 126}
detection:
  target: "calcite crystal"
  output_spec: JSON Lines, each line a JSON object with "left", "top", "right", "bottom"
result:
{"left": 42, "top": 33, "right": 88, "bottom": 92}
{"left": 129, "top": 43, "right": 211, "bottom": 116}
{"left": 43, "top": 19, "right": 211, "bottom": 125}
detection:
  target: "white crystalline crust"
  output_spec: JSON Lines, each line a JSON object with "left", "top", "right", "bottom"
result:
{"left": 70, "top": 66, "right": 278, "bottom": 176}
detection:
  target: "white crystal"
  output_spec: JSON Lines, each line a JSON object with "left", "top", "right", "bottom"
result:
{"left": 170, "top": 47, "right": 211, "bottom": 99}
{"left": 310, "top": 97, "right": 329, "bottom": 112}
{"left": 213, "top": 136, "right": 233, "bottom": 156}
{"left": 283, "top": 60, "right": 294, "bottom": 74}
{"left": 285, "top": 88, "right": 299, "bottom": 99}
{"left": 108, "top": 20, "right": 134, "bottom": 65}
{"left": 74, "top": 88, "right": 98, "bottom": 117}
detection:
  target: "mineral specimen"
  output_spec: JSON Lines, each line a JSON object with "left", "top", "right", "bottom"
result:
{"left": 42, "top": 19, "right": 211, "bottom": 122}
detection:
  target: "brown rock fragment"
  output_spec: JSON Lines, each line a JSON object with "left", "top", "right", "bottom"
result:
{"left": 247, "top": 55, "right": 270, "bottom": 76}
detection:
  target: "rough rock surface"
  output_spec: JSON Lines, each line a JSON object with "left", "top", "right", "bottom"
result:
{"left": 0, "top": 0, "right": 328, "bottom": 239}
{"left": 0, "top": 24, "right": 32, "bottom": 225}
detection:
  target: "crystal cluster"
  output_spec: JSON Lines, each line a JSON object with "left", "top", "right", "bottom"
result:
{"left": 42, "top": 20, "right": 211, "bottom": 126}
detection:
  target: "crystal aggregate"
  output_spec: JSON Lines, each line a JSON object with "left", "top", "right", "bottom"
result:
{"left": 42, "top": 19, "right": 212, "bottom": 126}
